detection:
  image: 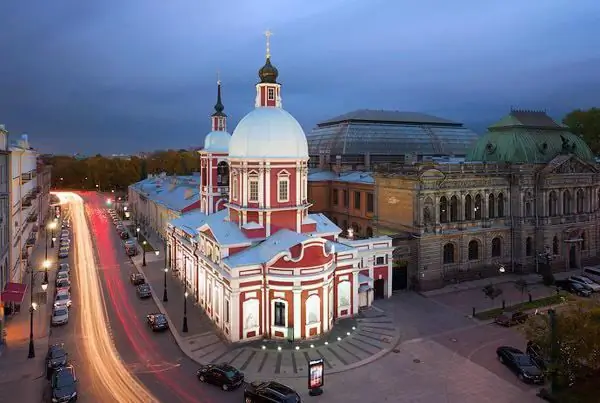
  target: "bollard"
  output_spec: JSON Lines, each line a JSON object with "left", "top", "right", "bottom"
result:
{"left": 502, "top": 300, "right": 506, "bottom": 309}
{"left": 472, "top": 307, "right": 476, "bottom": 317}
{"left": 528, "top": 293, "right": 532, "bottom": 303}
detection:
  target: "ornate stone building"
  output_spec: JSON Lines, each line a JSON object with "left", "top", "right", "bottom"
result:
{"left": 375, "top": 110, "right": 600, "bottom": 290}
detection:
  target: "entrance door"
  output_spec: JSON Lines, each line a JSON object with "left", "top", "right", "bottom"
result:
{"left": 374, "top": 279, "right": 385, "bottom": 299}
{"left": 392, "top": 267, "right": 407, "bottom": 290}
{"left": 570, "top": 245, "right": 578, "bottom": 269}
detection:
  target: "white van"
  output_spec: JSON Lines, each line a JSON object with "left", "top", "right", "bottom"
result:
{"left": 582, "top": 267, "right": 600, "bottom": 284}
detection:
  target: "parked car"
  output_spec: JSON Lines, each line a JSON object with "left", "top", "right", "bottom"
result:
{"left": 126, "top": 246, "right": 137, "bottom": 257}
{"left": 60, "top": 230, "right": 69, "bottom": 237}
{"left": 494, "top": 311, "right": 529, "bottom": 327}
{"left": 124, "top": 240, "right": 136, "bottom": 248}
{"left": 54, "top": 290, "right": 72, "bottom": 309}
{"left": 58, "top": 263, "right": 70, "bottom": 274}
{"left": 146, "top": 313, "right": 169, "bottom": 331}
{"left": 244, "top": 381, "right": 302, "bottom": 403}
{"left": 555, "top": 279, "right": 592, "bottom": 297}
{"left": 56, "top": 271, "right": 69, "bottom": 283}
{"left": 496, "top": 346, "right": 544, "bottom": 384}
{"left": 52, "top": 306, "right": 69, "bottom": 326}
{"left": 569, "top": 276, "right": 600, "bottom": 292}
{"left": 130, "top": 273, "right": 145, "bottom": 285}
{"left": 56, "top": 278, "right": 71, "bottom": 293}
{"left": 136, "top": 284, "right": 152, "bottom": 299}
{"left": 196, "top": 363, "right": 245, "bottom": 391}
{"left": 60, "top": 240, "right": 70, "bottom": 248}
{"left": 46, "top": 344, "right": 68, "bottom": 379}
{"left": 120, "top": 231, "right": 130, "bottom": 240}
{"left": 58, "top": 247, "right": 69, "bottom": 259}
{"left": 51, "top": 364, "right": 78, "bottom": 402}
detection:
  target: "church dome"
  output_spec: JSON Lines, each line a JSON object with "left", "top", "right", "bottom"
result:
{"left": 259, "top": 57, "right": 278, "bottom": 84}
{"left": 229, "top": 107, "right": 308, "bottom": 159}
{"left": 203, "top": 130, "right": 231, "bottom": 153}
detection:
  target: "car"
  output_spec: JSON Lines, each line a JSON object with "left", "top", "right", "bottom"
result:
{"left": 54, "top": 290, "right": 72, "bottom": 309}
{"left": 58, "top": 247, "right": 70, "bottom": 259}
{"left": 569, "top": 275, "right": 600, "bottom": 292}
{"left": 56, "top": 271, "right": 69, "bottom": 283}
{"left": 196, "top": 363, "right": 245, "bottom": 391}
{"left": 51, "top": 306, "right": 69, "bottom": 326}
{"left": 494, "top": 311, "right": 528, "bottom": 327}
{"left": 120, "top": 231, "right": 130, "bottom": 240}
{"left": 137, "top": 284, "right": 152, "bottom": 298}
{"left": 496, "top": 346, "right": 544, "bottom": 384}
{"left": 126, "top": 247, "right": 138, "bottom": 257}
{"left": 60, "top": 235, "right": 70, "bottom": 242}
{"left": 146, "top": 313, "right": 169, "bottom": 331}
{"left": 56, "top": 278, "right": 71, "bottom": 293}
{"left": 130, "top": 273, "right": 145, "bottom": 285}
{"left": 60, "top": 240, "right": 70, "bottom": 248}
{"left": 58, "top": 263, "right": 70, "bottom": 274}
{"left": 51, "top": 364, "right": 78, "bottom": 402}
{"left": 244, "top": 381, "right": 302, "bottom": 403}
{"left": 60, "top": 230, "right": 69, "bottom": 237}
{"left": 45, "top": 344, "right": 68, "bottom": 379}
{"left": 124, "top": 239, "right": 136, "bottom": 248}
{"left": 116, "top": 226, "right": 125, "bottom": 232}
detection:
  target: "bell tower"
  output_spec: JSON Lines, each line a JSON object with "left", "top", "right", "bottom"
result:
{"left": 255, "top": 30, "right": 282, "bottom": 109}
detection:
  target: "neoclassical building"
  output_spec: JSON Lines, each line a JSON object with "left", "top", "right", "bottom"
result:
{"left": 375, "top": 110, "right": 600, "bottom": 290}
{"left": 166, "top": 39, "right": 393, "bottom": 342}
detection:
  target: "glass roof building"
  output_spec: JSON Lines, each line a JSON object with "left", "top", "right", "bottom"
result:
{"left": 306, "top": 109, "right": 479, "bottom": 168}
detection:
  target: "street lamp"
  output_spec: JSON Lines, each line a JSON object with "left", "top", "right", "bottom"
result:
{"left": 163, "top": 267, "right": 168, "bottom": 302}
{"left": 43, "top": 259, "right": 50, "bottom": 287}
{"left": 136, "top": 227, "right": 140, "bottom": 239}
{"left": 182, "top": 291, "right": 189, "bottom": 333}
{"left": 142, "top": 241, "right": 147, "bottom": 266}
{"left": 49, "top": 221, "right": 57, "bottom": 248}
{"left": 28, "top": 267, "right": 48, "bottom": 359}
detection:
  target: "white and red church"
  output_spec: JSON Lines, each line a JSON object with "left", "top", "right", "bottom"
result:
{"left": 166, "top": 36, "right": 393, "bottom": 342}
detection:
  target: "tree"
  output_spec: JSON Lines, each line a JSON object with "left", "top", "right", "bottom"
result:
{"left": 563, "top": 108, "right": 600, "bottom": 154}
{"left": 482, "top": 284, "right": 503, "bottom": 306}
{"left": 514, "top": 278, "right": 529, "bottom": 302}
{"left": 524, "top": 300, "right": 600, "bottom": 398}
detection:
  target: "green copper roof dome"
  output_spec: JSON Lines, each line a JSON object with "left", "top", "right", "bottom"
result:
{"left": 466, "top": 110, "right": 595, "bottom": 164}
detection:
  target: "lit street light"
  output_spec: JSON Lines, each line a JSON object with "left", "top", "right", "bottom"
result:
{"left": 182, "top": 291, "right": 189, "bottom": 333}
{"left": 28, "top": 267, "right": 48, "bottom": 359}
{"left": 136, "top": 227, "right": 140, "bottom": 239}
{"left": 163, "top": 268, "right": 168, "bottom": 302}
{"left": 49, "top": 221, "right": 57, "bottom": 248}
{"left": 142, "top": 241, "right": 147, "bottom": 266}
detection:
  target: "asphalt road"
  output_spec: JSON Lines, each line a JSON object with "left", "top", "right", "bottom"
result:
{"left": 79, "top": 191, "right": 244, "bottom": 403}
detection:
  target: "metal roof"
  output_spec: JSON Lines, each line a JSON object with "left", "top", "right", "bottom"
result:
{"left": 317, "top": 109, "right": 460, "bottom": 127}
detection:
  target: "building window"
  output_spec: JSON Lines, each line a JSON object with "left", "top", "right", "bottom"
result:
{"left": 488, "top": 194, "right": 495, "bottom": 219}
{"left": 249, "top": 177, "right": 259, "bottom": 202}
{"left": 525, "top": 237, "right": 533, "bottom": 256}
{"left": 337, "top": 281, "right": 351, "bottom": 309}
{"left": 232, "top": 176, "right": 238, "bottom": 201}
{"left": 273, "top": 301, "right": 286, "bottom": 327}
{"left": 224, "top": 299, "right": 230, "bottom": 323}
{"left": 333, "top": 189, "right": 338, "bottom": 205}
{"left": 525, "top": 201, "right": 531, "bottom": 217}
{"left": 439, "top": 196, "right": 448, "bottom": 223}
{"left": 267, "top": 87, "right": 275, "bottom": 101}
{"left": 576, "top": 189, "right": 585, "bottom": 213}
{"left": 367, "top": 193, "right": 374, "bottom": 213}
{"left": 343, "top": 190, "right": 349, "bottom": 208}
{"left": 306, "top": 295, "right": 320, "bottom": 325}
{"left": 474, "top": 194, "right": 482, "bottom": 219}
{"left": 497, "top": 193, "right": 505, "bottom": 217}
{"left": 563, "top": 190, "right": 571, "bottom": 215}
{"left": 491, "top": 237, "right": 502, "bottom": 257}
{"left": 553, "top": 236, "right": 560, "bottom": 255}
{"left": 375, "top": 256, "right": 385, "bottom": 265}
{"left": 278, "top": 178, "right": 289, "bottom": 202}
{"left": 450, "top": 195, "right": 458, "bottom": 222}
{"left": 549, "top": 191, "right": 558, "bottom": 216}
{"left": 217, "top": 161, "right": 229, "bottom": 186}
{"left": 468, "top": 240, "right": 479, "bottom": 260}
{"left": 465, "top": 194, "right": 473, "bottom": 220}
{"left": 443, "top": 243, "right": 455, "bottom": 264}
{"left": 354, "top": 191, "right": 361, "bottom": 209}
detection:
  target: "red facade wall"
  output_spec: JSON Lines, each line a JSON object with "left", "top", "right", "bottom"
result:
{"left": 374, "top": 266, "right": 388, "bottom": 282}
{"left": 182, "top": 200, "right": 200, "bottom": 213}
{"left": 270, "top": 212, "right": 297, "bottom": 232}
{"left": 269, "top": 168, "right": 297, "bottom": 207}
{"left": 271, "top": 243, "right": 332, "bottom": 269}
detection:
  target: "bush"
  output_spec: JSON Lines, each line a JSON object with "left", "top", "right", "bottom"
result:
{"left": 543, "top": 272, "right": 555, "bottom": 286}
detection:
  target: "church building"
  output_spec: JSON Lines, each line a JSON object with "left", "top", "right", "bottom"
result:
{"left": 166, "top": 34, "right": 393, "bottom": 343}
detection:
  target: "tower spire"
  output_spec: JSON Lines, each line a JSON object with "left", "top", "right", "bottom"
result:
{"left": 211, "top": 74, "right": 226, "bottom": 131}
{"left": 265, "top": 30, "right": 272, "bottom": 59}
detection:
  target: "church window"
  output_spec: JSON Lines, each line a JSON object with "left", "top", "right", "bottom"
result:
{"left": 274, "top": 301, "right": 286, "bottom": 327}
{"left": 488, "top": 194, "right": 495, "bottom": 218}
{"left": 497, "top": 193, "right": 505, "bottom": 217}
{"left": 491, "top": 237, "right": 502, "bottom": 257}
{"left": 468, "top": 240, "right": 479, "bottom": 260}
{"left": 278, "top": 178, "right": 289, "bottom": 202}
{"left": 576, "top": 189, "right": 585, "bottom": 213}
{"left": 267, "top": 87, "right": 275, "bottom": 101}
{"left": 443, "top": 243, "right": 455, "bottom": 264}
{"left": 249, "top": 177, "right": 259, "bottom": 202}
{"left": 224, "top": 299, "right": 230, "bottom": 324}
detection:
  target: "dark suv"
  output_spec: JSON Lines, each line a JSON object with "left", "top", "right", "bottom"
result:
{"left": 45, "top": 344, "right": 68, "bottom": 379}
{"left": 51, "top": 364, "right": 78, "bottom": 402}
{"left": 244, "top": 381, "right": 301, "bottom": 403}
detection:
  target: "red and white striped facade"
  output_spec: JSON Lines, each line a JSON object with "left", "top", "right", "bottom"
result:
{"left": 167, "top": 46, "right": 393, "bottom": 343}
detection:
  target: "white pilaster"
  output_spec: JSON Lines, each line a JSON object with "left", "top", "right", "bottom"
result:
{"left": 266, "top": 212, "right": 272, "bottom": 237}
{"left": 230, "top": 289, "right": 240, "bottom": 342}
{"left": 352, "top": 271, "right": 359, "bottom": 315}
{"left": 321, "top": 284, "right": 329, "bottom": 332}
{"left": 293, "top": 288, "right": 302, "bottom": 339}
{"left": 265, "top": 164, "right": 271, "bottom": 208}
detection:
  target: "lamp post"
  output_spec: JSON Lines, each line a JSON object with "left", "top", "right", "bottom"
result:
{"left": 28, "top": 268, "right": 48, "bottom": 358}
{"left": 50, "top": 220, "right": 57, "bottom": 248}
{"left": 136, "top": 227, "right": 140, "bottom": 239}
{"left": 163, "top": 242, "right": 168, "bottom": 302}
{"left": 42, "top": 260, "right": 50, "bottom": 289}
{"left": 182, "top": 291, "right": 189, "bottom": 333}
{"left": 142, "top": 241, "right": 147, "bottom": 266}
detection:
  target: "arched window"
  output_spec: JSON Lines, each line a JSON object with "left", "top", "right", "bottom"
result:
{"left": 465, "top": 194, "right": 473, "bottom": 220}
{"left": 553, "top": 236, "right": 560, "bottom": 255}
{"left": 581, "top": 232, "right": 586, "bottom": 250}
{"left": 491, "top": 237, "right": 502, "bottom": 257}
{"left": 549, "top": 191, "right": 557, "bottom": 216}
{"left": 497, "top": 193, "right": 505, "bottom": 217}
{"left": 488, "top": 194, "right": 495, "bottom": 219}
{"left": 450, "top": 195, "right": 458, "bottom": 222}
{"left": 443, "top": 243, "right": 455, "bottom": 264}
{"left": 576, "top": 189, "right": 584, "bottom": 213}
{"left": 337, "top": 281, "right": 351, "bottom": 310}
{"left": 439, "top": 196, "right": 448, "bottom": 223}
{"left": 563, "top": 190, "right": 571, "bottom": 215}
{"left": 423, "top": 196, "right": 433, "bottom": 225}
{"left": 525, "top": 201, "right": 531, "bottom": 217}
{"left": 306, "top": 294, "right": 321, "bottom": 325}
{"left": 525, "top": 237, "right": 533, "bottom": 256}
{"left": 366, "top": 227, "right": 373, "bottom": 237}
{"left": 468, "top": 240, "right": 479, "bottom": 260}
{"left": 474, "top": 194, "right": 482, "bottom": 220}
{"left": 216, "top": 161, "right": 229, "bottom": 186}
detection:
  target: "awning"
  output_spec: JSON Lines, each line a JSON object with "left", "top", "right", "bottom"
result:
{"left": 1, "top": 290, "right": 26, "bottom": 303}
{"left": 358, "top": 285, "right": 371, "bottom": 293}
{"left": 359, "top": 274, "right": 373, "bottom": 284}
{"left": 5, "top": 282, "right": 27, "bottom": 293}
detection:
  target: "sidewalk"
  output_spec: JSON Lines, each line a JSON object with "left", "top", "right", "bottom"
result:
{"left": 0, "top": 225, "right": 58, "bottom": 403}
{"left": 126, "top": 222, "right": 402, "bottom": 380}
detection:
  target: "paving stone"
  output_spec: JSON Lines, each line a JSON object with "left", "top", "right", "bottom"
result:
{"left": 195, "top": 343, "right": 228, "bottom": 363}
{"left": 229, "top": 348, "right": 254, "bottom": 368}
{"left": 257, "top": 351, "right": 279, "bottom": 375}
{"left": 335, "top": 341, "right": 371, "bottom": 361}
{"left": 278, "top": 351, "right": 295, "bottom": 375}
{"left": 314, "top": 347, "right": 339, "bottom": 369}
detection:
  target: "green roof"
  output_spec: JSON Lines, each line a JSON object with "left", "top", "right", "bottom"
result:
{"left": 466, "top": 110, "right": 595, "bottom": 164}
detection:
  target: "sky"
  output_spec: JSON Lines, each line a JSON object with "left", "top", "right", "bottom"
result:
{"left": 0, "top": 0, "right": 599, "bottom": 155}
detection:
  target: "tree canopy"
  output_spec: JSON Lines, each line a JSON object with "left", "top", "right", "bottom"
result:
{"left": 45, "top": 150, "right": 200, "bottom": 190}
{"left": 563, "top": 108, "right": 600, "bottom": 154}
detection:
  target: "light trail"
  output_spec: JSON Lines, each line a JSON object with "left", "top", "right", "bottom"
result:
{"left": 57, "top": 192, "right": 158, "bottom": 403}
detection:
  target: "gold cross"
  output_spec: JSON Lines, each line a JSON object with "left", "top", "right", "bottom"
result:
{"left": 265, "top": 30, "right": 272, "bottom": 58}
{"left": 217, "top": 70, "right": 221, "bottom": 85}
